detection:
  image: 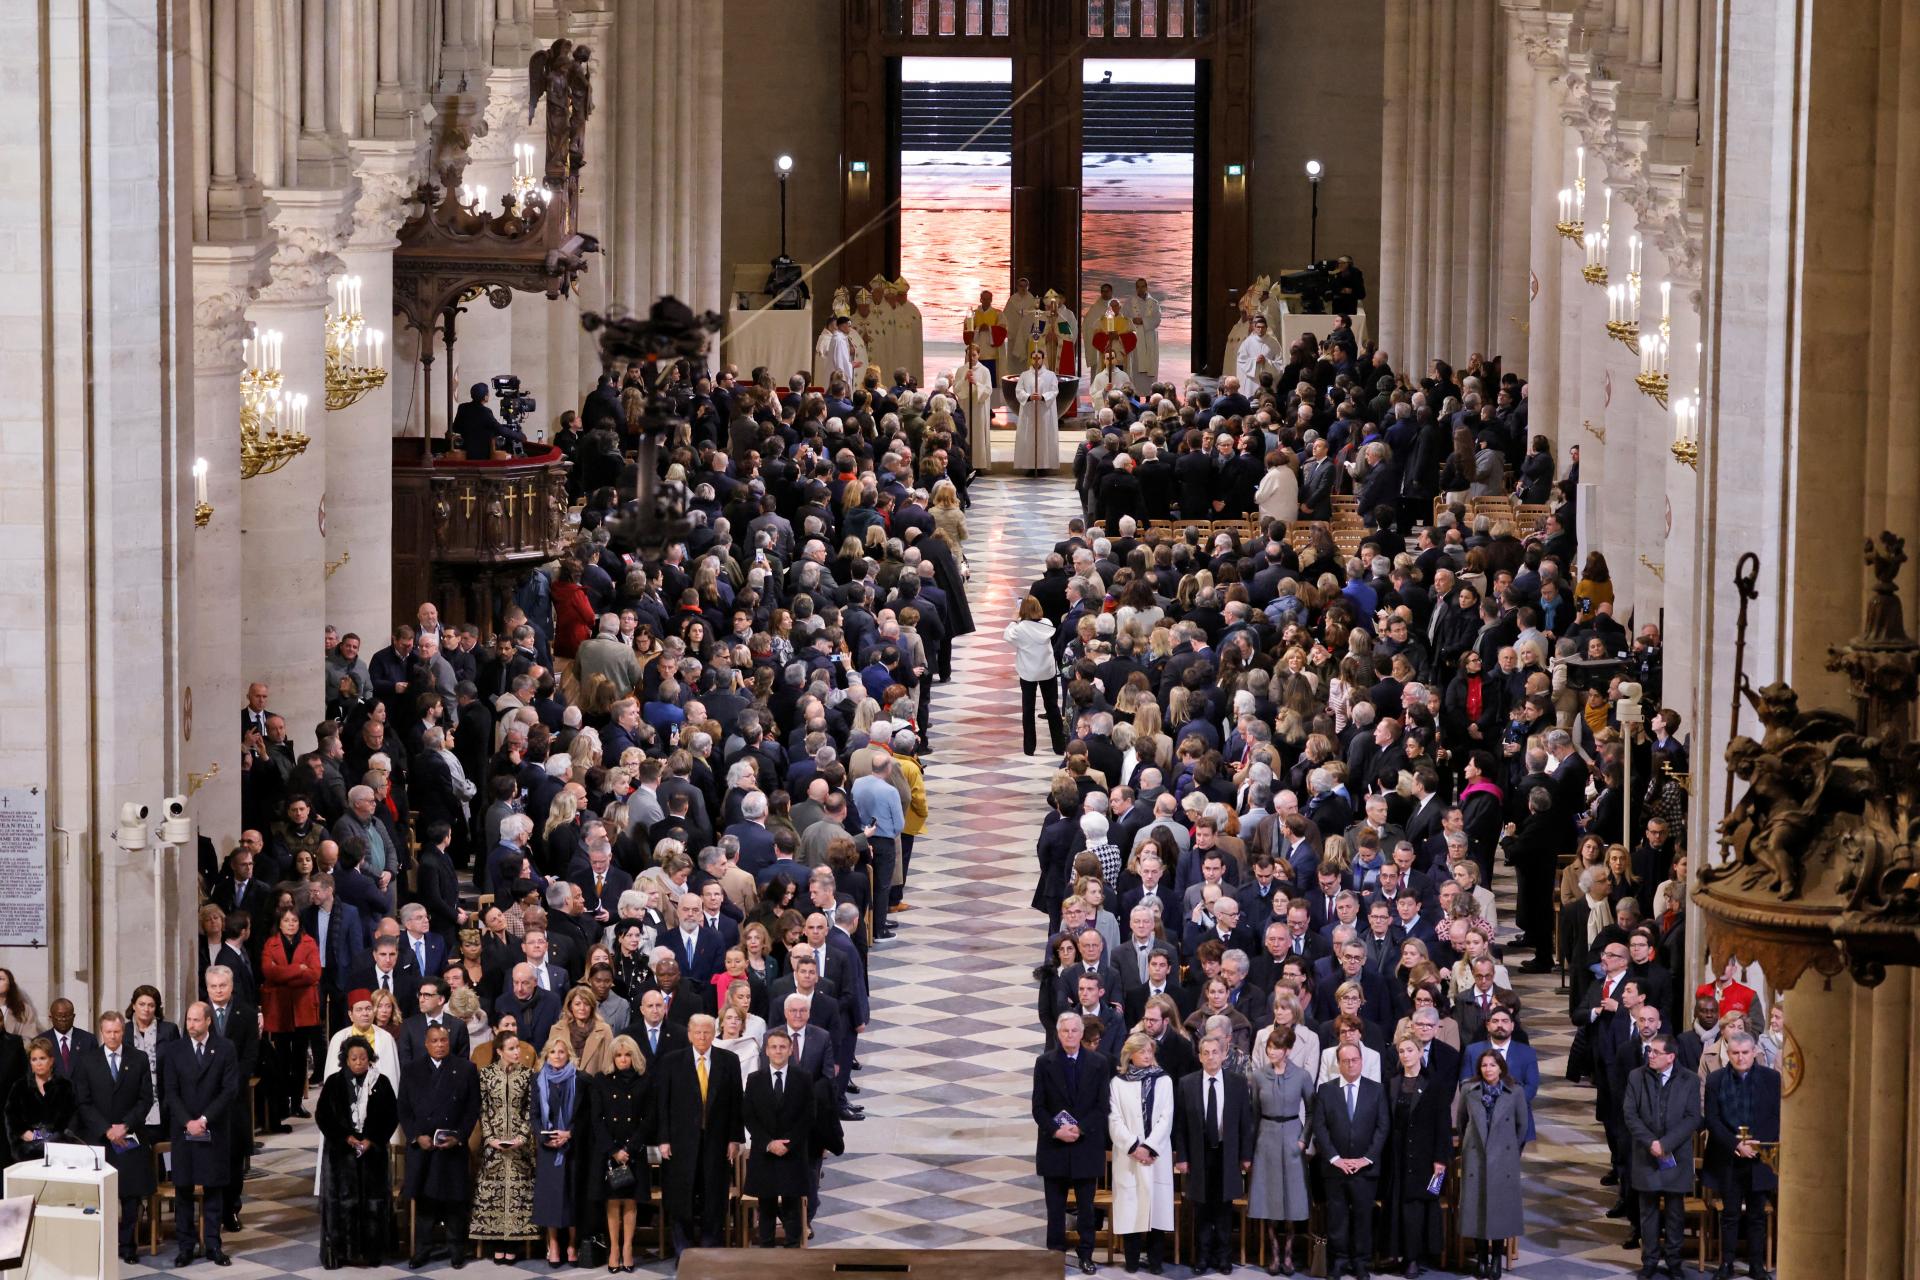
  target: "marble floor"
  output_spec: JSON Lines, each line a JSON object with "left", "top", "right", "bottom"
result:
{"left": 128, "top": 476, "right": 1632, "bottom": 1277}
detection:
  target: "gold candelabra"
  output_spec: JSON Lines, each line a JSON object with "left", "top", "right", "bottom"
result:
{"left": 1555, "top": 171, "right": 1586, "bottom": 242}
{"left": 1671, "top": 394, "right": 1700, "bottom": 468}
{"left": 324, "top": 275, "right": 387, "bottom": 411}
{"left": 239, "top": 327, "right": 310, "bottom": 478}
{"left": 191, "top": 457, "right": 212, "bottom": 527}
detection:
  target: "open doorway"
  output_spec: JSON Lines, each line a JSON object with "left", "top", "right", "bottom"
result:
{"left": 898, "top": 56, "right": 1013, "bottom": 391}
{"left": 1080, "top": 58, "right": 1195, "bottom": 398}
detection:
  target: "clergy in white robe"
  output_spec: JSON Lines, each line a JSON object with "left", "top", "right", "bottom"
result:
{"left": 1234, "top": 314, "right": 1284, "bottom": 390}
{"left": 951, "top": 345, "right": 997, "bottom": 462}
{"left": 1014, "top": 349, "right": 1060, "bottom": 473}
{"left": 853, "top": 289, "right": 888, "bottom": 379}
{"left": 1089, "top": 350, "right": 1134, "bottom": 408}
{"left": 888, "top": 279, "right": 926, "bottom": 386}
{"left": 1221, "top": 297, "right": 1256, "bottom": 379}
{"left": 1081, "top": 282, "right": 1116, "bottom": 362}
{"left": 814, "top": 315, "right": 862, "bottom": 389}
{"left": 1002, "top": 278, "right": 1040, "bottom": 399}
{"left": 967, "top": 291, "right": 1007, "bottom": 378}
{"left": 1125, "top": 279, "right": 1163, "bottom": 387}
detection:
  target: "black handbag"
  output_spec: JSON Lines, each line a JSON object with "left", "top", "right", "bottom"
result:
{"left": 605, "top": 1157, "right": 637, "bottom": 1193}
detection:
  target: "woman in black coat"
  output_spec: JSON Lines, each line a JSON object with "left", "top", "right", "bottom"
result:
{"left": 314, "top": 1038, "right": 399, "bottom": 1269}
{"left": 1442, "top": 650, "right": 1508, "bottom": 747}
{"left": 6, "top": 1040, "right": 75, "bottom": 1161}
{"left": 1382, "top": 1035, "right": 1453, "bottom": 1276}
{"left": 590, "top": 1037, "right": 654, "bottom": 1273}
{"left": 1515, "top": 435, "right": 1555, "bottom": 503}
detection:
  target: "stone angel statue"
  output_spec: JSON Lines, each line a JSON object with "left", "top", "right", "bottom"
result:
{"left": 527, "top": 38, "right": 576, "bottom": 182}
{"left": 565, "top": 44, "right": 594, "bottom": 174}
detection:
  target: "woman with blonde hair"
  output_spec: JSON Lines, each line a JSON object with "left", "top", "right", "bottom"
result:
{"left": 548, "top": 984, "right": 614, "bottom": 1076}
{"left": 1107, "top": 1031, "right": 1175, "bottom": 1272}
{"left": 1560, "top": 833, "right": 1608, "bottom": 906}
{"left": 590, "top": 1034, "right": 652, "bottom": 1272}
{"left": 929, "top": 479, "right": 967, "bottom": 545}
{"left": 1005, "top": 594, "right": 1066, "bottom": 756}
{"left": 1253, "top": 989, "right": 1321, "bottom": 1084}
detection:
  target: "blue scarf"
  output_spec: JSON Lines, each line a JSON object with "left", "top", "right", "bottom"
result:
{"left": 1479, "top": 1080, "right": 1503, "bottom": 1113}
{"left": 537, "top": 1060, "right": 577, "bottom": 1165}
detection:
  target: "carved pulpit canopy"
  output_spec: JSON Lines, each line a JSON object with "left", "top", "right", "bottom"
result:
{"left": 1697, "top": 532, "right": 1920, "bottom": 989}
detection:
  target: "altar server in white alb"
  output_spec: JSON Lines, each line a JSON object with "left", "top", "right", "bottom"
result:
{"left": 951, "top": 342, "right": 997, "bottom": 464}
{"left": 1089, "top": 347, "right": 1133, "bottom": 408}
{"left": 1014, "top": 346, "right": 1060, "bottom": 476}
{"left": 1234, "top": 311, "right": 1284, "bottom": 391}
{"left": 1125, "top": 277, "right": 1162, "bottom": 387}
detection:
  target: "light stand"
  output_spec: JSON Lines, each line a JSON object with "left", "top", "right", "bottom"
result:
{"left": 776, "top": 154, "right": 794, "bottom": 259}
{"left": 1305, "top": 159, "right": 1323, "bottom": 263}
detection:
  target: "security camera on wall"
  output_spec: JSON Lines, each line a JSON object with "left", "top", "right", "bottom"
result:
{"left": 160, "top": 796, "right": 192, "bottom": 846}
{"left": 114, "top": 802, "right": 151, "bottom": 852}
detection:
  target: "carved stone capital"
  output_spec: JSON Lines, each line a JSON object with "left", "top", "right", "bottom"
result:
{"left": 470, "top": 69, "right": 530, "bottom": 163}
{"left": 258, "top": 187, "right": 357, "bottom": 306}
{"left": 348, "top": 140, "right": 427, "bottom": 249}
{"left": 191, "top": 241, "right": 276, "bottom": 373}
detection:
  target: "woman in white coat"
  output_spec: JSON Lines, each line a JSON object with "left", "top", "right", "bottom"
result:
{"left": 1004, "top": 595, "right": 1065, "bottom": 756}
{"left": 1254, "top": 449, "right": 1300, "bottom": 527}
{"left": 1108, "top": 1032, "right": 1175, "bottom": 1273}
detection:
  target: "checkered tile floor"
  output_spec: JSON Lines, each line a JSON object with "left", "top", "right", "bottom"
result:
{"left": 130, "top": 477, "right": 1631, "bottom": 1276}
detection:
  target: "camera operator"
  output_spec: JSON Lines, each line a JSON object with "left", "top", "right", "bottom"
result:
{"left": 453, "top": 382, "right": 524, "bottom": 461}
{"left": 1328, "top": 255, "right": 1366, "bottom": 315}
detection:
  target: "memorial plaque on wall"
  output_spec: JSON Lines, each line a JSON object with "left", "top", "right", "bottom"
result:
{"left": 0, "top": 788, "right": 48, "bottom": 947}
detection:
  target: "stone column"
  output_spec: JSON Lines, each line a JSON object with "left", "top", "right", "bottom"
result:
{"left": 326, "top": 142, "right": 420, "bottom": 644}
{"left": 457, "top": 72, "right": 527, "bottom": 412}
{"left": 243, "top": 187, "right": 353, "bottom": 746}
{"left": 1525, "top": 19, "right": 1570, "bottom": 443}
{"left": 1377, "top": 0, "right": 1412, "bottom": 362}
{"left": 189, "top": 243, "right": 274, "bottom": 851}
{"left": 568, "top": 5, "right": 615, "bottom": 388}
{"left": 1495, "top": 2, "right": 1543, "bottom": 372}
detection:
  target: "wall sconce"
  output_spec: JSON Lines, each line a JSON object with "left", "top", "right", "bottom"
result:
{"left": 1223, "top": 163, "right": 1245, "bottom": 178}
{"left": 1671, "top": 395, "right": 1699, "bottom": 468}
{"left": 849, "top": 160, "right": 869, "bottom": 174}
{"left": 192, "top": 457, "right": 211, "bottom": 527}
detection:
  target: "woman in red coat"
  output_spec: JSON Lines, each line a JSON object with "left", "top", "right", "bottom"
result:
{"left": 259, "top": 907, "right": 322, "bottom": 1130}
{"left": 552, "top": 559, "right": 597, "bottom": 660}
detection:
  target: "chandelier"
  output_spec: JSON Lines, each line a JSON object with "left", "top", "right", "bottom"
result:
{"left": 239, "top": 327, "right": 310, "bottom": 478}
{"left": 324, "top": 275, "right": 387, "bottom": 411}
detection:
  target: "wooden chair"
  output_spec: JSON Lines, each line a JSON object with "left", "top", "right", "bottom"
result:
{"left": 146, "top": 1141, "right": 173, "bottom": 1256}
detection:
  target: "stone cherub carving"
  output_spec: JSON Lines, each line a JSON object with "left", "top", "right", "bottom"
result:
{"left": 528, "top": 38, "right": 594, "bottom": 183}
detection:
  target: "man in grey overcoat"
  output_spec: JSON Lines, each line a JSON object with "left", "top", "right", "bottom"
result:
{"left": 1623, "top": 1033, "right": 1702, "bottom": 1280}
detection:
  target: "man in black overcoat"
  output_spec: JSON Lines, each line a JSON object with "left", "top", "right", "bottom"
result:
{"left": 1312, "top": 1041, "right": 1391, "bottom": 1280}
{"left": 72, "top": 1012, "right": 155, "bottom": 1264}
{"left": 655, "top": 1013, "right": 745, "bottom": 1252}
{"left": 161, "top": 1002, "right": 240, "bottom": 1266}
{"left": 1174, "top": 1033, "right": 1256, "bottom": 1274}
{"left": 1031, "top": 1012, "right": 1112, "bottom": 1275}
{"left": 397, "top": 1025, "right": 481, "bottom": 1268}
{"left": 740, "top": 1028, "right": 815, "bottom": 1247}
{"left": 203, "top": 967, "right": 259, "bottom": 1232}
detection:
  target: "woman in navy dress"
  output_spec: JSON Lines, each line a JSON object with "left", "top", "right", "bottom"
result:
{"left": 532, "top": 1037, "right": 581, "bottom": 1266}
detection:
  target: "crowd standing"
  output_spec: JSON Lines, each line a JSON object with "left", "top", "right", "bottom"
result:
{"left": 16, "top": 355, "right": 1001, "bottom": 1268}
{"left": 1020, "top": 325, "right": 1782, "bottom": 1280}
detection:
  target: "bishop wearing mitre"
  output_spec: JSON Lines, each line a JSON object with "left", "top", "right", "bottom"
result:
{"left": 887, "top": 278, "right": 925, "bottom": 387}
{"left": 950, "top": 341, "right": 997, "bottom": 465}
{"left": 1002, "top": 275, "right": 1040, "bottom": 400}
{"left": 1014, "top": 345, "right": 1060, "bottom": 475}
{"left": 852, "top": 285, "right": 888, "bottom": 379}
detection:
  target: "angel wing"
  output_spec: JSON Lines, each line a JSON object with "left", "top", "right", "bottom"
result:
{"left": 527, "top": 47, "right": 550, "bottom": 124}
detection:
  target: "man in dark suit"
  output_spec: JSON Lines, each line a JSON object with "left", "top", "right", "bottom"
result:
{"left": 72, "top": 1012, "right": 155, "bottom": 1264}
{"left": 300, "top": 875, "right": 366, "bottom": 1036}
{"left": 1702, "top": 1032, "right": 1779, "bottom": 1280}
{"left": 398, "top": 905, "right": 449, "bottom": 983}
{"left": 631, "top": 989, "right": 687, "bottom": 1067}
{"left": 345, "top": 937, "right": 423, "bottom": 1020}
{"left": 1622, "top": 1034, "right": 1702, "bottom": 1280}
{"left": 397, "top": 977, "right": 472, "bottom": 1067}
{"left": 741, "top": 1028, "right": 815, "bottom": 1247}
{"left": 203, "top": 967, "right": 260, "bottom": 1232}
{"left": 211, "top": 846, "right": 276, "bottom": 945}
{"left": 655, "top": 1015, "right": 746, "bottom": 1252}
{"left": 44, "top": 999, "right": 98, "bottom": 1078}
{"left": 1312, "top": 1042, "right": 1390, "bottom": 1280}
{"left": 493, "top": 964, "right": 562, "bottom": 1050}
{"left": 776, "top": 992, "right": 836, "bottom": 1092}
{"left": 1032, "top": 1012, "right": 1111, "bottom": 1275}
{"left": 397, "top": 1025, "right": 481, "bottom": 1268}
{"left": 571, "top": 846, "right": 635, "bottom": 920}
{"left": 663, "top": 896, "right": 728, "bottom": 984}
{"left": 411, "top": 821, "right": 467, "bottom": 943}
{"left": 162, "top": 1002, "right": 240, "bottom": 1266}
{"left": 1113, "top": 906, "right": 1180, "bottom": 995}
{"left": 1173, "top": 1031, "right": 1255, "bottom": 1275}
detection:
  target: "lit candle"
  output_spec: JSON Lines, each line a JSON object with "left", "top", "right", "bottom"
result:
{"left": 371, "top": 330, "right": 384, "bottom": 369}
{"left": 1558, "top": 189, "right": 1569, "bottom": 222}
{"left": 1602, "top": 186, "right": 1611, "bottom": 230}
{"left": 1673, "top": 397, "right": 1687, "bottom": 444}
{"left": 1660, "top": 280, "right": 1671, "bottom": 324}
{"left": 1576, "top": 145, "right": 1584, "bottom": 183}
{"left": 476, "top": 184, "right": 488, "bottom": 211}
{"left": 192, "top": 457, "right": 208, "bottom": 507}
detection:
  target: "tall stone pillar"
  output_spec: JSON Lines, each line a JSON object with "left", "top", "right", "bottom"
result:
{"left": 1524, "top": 18, "right": 1571, "bottom": 436}
{"left": 244, "top": 188, "right": 353, "bottom": 748}
{"left": 326, "top": 142, "right": 420, "bottom": 644}
{"left": 189, "top": 243, "right": 274, "bottom": 851}
{"left": 1496, "top": 3, "right": 1542, "bottom": 371}
{"left": 568, "top": 5, "right": 615, "bottom": 388}
{"left": 456, "top": 73, "right": 528, "bottom": 412}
